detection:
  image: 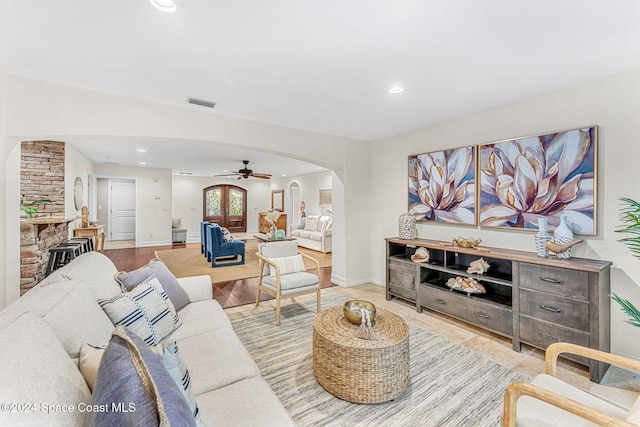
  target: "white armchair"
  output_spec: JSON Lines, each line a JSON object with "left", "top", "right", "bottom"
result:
{"left": 502, "top": 342, "right": 640, "bottom": 426}
{"left": 255, "top": 240, "right": 321, "bottom": 326}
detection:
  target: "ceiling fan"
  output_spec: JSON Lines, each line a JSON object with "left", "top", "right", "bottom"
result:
{"left": 215, "top": 160, "right": 272, "bottom": 180}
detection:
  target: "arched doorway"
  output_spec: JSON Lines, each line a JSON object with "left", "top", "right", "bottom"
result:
{"left": 203, "top": 184, "right": 247, "bottom": 232}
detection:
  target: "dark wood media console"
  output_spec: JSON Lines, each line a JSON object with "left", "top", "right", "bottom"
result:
{"left": 385, "top": 237, "right": 611, "bottom": 383}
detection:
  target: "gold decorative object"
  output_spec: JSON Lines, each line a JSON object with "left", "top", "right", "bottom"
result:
{"left": 467, "top": 257, "right": 490, "bottom": 275}
{"left": 452, "top": 237, "right": 482, "bottom": 249}
{"left": 343, "top": 300, "right": 376, "bottom": 325}
{"left": 446, "top": 276, "right": 486, "bottom": 295}
{"left": 411, "top": 247, "right": 430, "bottom": 263}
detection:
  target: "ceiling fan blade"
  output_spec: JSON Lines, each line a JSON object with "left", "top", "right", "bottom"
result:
{"left": 252, "top": 173, "right": 272, "bottom": 179}
{"left": 213, "top": 173, "right": 239, "bottom": 177}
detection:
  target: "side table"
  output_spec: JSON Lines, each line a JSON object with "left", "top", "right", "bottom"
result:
{"left": 73, "top": 225, "right": 106, "bottom": 252}
{"left": 312, "top": 306, "right": 410, "bottom": 403}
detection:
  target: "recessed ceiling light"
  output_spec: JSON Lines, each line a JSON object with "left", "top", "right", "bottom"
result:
{"left": 178, "top": 172, "right": 192, "bottom": 175}
{"left": 222, "top": 169, "right": 229, "bottom": 173}
{"left": 389, "top": 86, "right": 405, "bottom": 94}
{"left": 139, "top": 162, "right": 147, "bottom": 165}
{"left": 281, "top": 174, "right": 287, "bottom": 177}
{"left": 149, "top": 0, "right": 176, "bottom": 13}
{"left": 137, "top": 149, "right": 146, "bottom": 153}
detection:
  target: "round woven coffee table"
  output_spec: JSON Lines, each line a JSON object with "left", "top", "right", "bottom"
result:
{"left": 312, "top": 305, "right": 410, "bottom": 403}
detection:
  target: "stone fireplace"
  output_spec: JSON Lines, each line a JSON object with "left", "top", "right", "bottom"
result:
{"left": 19, "top": 141, "right": 75, "bottom": 294}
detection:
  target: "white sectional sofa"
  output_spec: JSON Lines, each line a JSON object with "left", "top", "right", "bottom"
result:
{"left": 0, "top": 251, "right": 293, "bottom": 426}
{"left": 289, "top": 214, "right": 332, "bottom": 253}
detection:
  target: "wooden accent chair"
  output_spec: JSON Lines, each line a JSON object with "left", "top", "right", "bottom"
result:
{"left": 502, "top": 342, "right": 640, "bottom": 426}
{"left": 255, "top": 240, "right": 321, "bottom": 326}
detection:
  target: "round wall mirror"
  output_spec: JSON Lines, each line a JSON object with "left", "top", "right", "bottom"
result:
{"left": 73, "top": 177, "right": 83, "bottom": 211}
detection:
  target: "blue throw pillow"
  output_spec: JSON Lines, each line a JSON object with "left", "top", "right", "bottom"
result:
{"left": 90, "top": 326, "right": 197, "bottom": 427}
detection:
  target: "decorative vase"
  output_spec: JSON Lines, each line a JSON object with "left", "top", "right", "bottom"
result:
{"left": 398, "top": 213, "right": 416, "bottom": 240}
{"left": 269, "top": 224, "right": 277, "bottom": 240}
{"left": 534, "top": 217, "right": 551, "bottom": 257}
{"left": 553, "top": 215, "right": 574, "bottom": 259}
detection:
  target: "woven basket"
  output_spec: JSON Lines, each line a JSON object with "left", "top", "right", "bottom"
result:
{"left": 312, "top": 306, "right": 410, "bottom": 403}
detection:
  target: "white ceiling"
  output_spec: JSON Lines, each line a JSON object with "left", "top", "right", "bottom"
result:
{"left": 2, "top": 1, "right": 640, "bottom": 176}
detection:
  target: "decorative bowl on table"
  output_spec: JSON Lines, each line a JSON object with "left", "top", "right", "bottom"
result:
{"left": 343, "top": 300, "right": 376, "bottom": 325}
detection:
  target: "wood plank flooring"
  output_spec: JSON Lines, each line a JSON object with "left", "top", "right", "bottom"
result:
{"left": 102, "top": 241, "right": 333, "bottom": 309}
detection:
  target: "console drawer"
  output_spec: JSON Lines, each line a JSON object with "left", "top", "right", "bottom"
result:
{"left": 519, "top": 263, "right": 588, "bottom": 300}
{"left": 420, "top": 285, "right": 512, "bottom": 337}
{"left": 519, "top": 315, "right": 589, "bottom": 349}
{"left": 519, "top": 289, "right": 589, "bottom": 332}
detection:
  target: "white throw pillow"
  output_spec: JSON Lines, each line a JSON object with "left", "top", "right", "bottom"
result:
{"left": 98, "top": 275, "right": 182, "bottom": 346}
{"left": 304, "top": 218, "right": 319, "bottom": 231}
{"left": 268, "top": 254, "right": 306, "bottom": 277}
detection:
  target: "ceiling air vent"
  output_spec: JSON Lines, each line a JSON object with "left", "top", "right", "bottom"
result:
{"left": 187, "top": 97, "right": 216, "bottom": 108}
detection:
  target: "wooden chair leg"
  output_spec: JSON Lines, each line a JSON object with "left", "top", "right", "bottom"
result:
{"left": 276, "top": 294, "right": 281, "bottom": 326}
{"left": 316, "top": 289, "right": 321, "bottom": 313}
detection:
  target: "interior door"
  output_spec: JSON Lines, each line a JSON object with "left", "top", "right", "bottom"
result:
{"left": 109, "top": 179, "right": 136, "bottom": 241}
{"left": 203, "top": 184, "right": 247, "bottom": 233}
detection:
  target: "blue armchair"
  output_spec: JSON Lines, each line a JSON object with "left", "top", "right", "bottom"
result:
{"left": 205, "top": 223, "right": 245, "bottom": 268}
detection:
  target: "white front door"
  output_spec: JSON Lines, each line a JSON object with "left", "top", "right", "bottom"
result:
{"left": 109, "top": 179, "right": 136, "bottom": 241}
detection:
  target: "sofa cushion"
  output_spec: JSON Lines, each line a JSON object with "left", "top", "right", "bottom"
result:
{"left": 516, "top": 374, "right": 628, "bottom": 426}
{"left": 0, "top": 312, "right": 92, "bottom": 427}
{"left": 298, "top": 230, "right": 315, "bottom": 239}
{"left": 304, "top": 218, "right": 319, "bottom": 231}
{"left": 61, "top": 251, "right": 122, "bottom": 300}
{"left": 627, "top": 395, "right": 640, "bottom": 425}
{"left": 98, "top": 275, "right": 182, "bottom": 346}
{"left": 115, "top": 258, "right": 190, "bottom": 311}
{"left": 40, "top": 279, "right": 116, "bottom": 358}
{"left": 263, "top": 272, "right": 319, "bottom": 291}
{"left": 91, "top": 326, "right": 196, "bottom": 427}
{"left": 309, "top": 233, "right": 323, "bottom": 242}
{"left": 268, "top": 254, "right": 306, "bottom": 277}
{"left": 0, "top": 278, "right": 115, "bottom": 358}
{"left": 172, "top": 300, "right": 232, "bottom": 341}
{"left": 177, "top": 328, "right": 259, "bottom": 396}
{"left": 196, "top": 376, "right": 295, "bottom": 426}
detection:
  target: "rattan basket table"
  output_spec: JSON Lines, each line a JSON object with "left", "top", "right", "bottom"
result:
{"left": 312, "top": 306, "right": 410, "bottom": 403}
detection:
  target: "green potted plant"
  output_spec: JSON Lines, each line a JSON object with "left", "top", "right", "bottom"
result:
{"left": 21, "top": 198, "right": 52, "bottom": 218}
{"left": 612, "top": 197, "right": 640, "bottom": 326}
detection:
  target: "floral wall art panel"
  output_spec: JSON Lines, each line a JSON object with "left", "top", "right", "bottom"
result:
{"left": 408, "top": 146, "right": 476, "bottom": 225}
{"left": 479, "top": 126, "right": 597, "bottom": 234}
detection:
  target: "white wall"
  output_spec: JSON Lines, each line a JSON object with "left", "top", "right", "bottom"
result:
{"left": 172, "top": 176, "right": 271, "bottom": 240}
{"left": 370, "top": 68, "right": 640, "bottom": 358}
{"left": 270, "top": 171, "right": 333, "bottom": 223}
{"left": 94, "top": 165, "right": 173, "bottom": 247}
{"left": 64, "top": 144, "right": 94, "bottom": 235}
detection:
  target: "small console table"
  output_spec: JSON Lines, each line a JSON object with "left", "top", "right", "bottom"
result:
{"left": 385, "top": 237, "right": 611, "bottom": 383}
{"left": 74, "top": 225, "right": 106, "bottom": 252}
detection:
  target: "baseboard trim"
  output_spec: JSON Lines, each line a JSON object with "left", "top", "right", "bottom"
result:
{"left": 331, "top": 274, "right": 372, "bottom": 287}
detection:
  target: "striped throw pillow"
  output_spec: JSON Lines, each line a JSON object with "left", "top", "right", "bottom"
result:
{"left": 99, "top": 275, "right": 182, "bottom": 346}
{"left": 268, "top": 254, "right": 306, "bottom": 278}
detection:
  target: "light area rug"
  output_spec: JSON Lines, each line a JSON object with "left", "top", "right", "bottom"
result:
{"left": 155, "top": 242, "right": 331, "bottom": 283}
{"left": 231, "top": 294, "right": 528, "bottom": 427}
